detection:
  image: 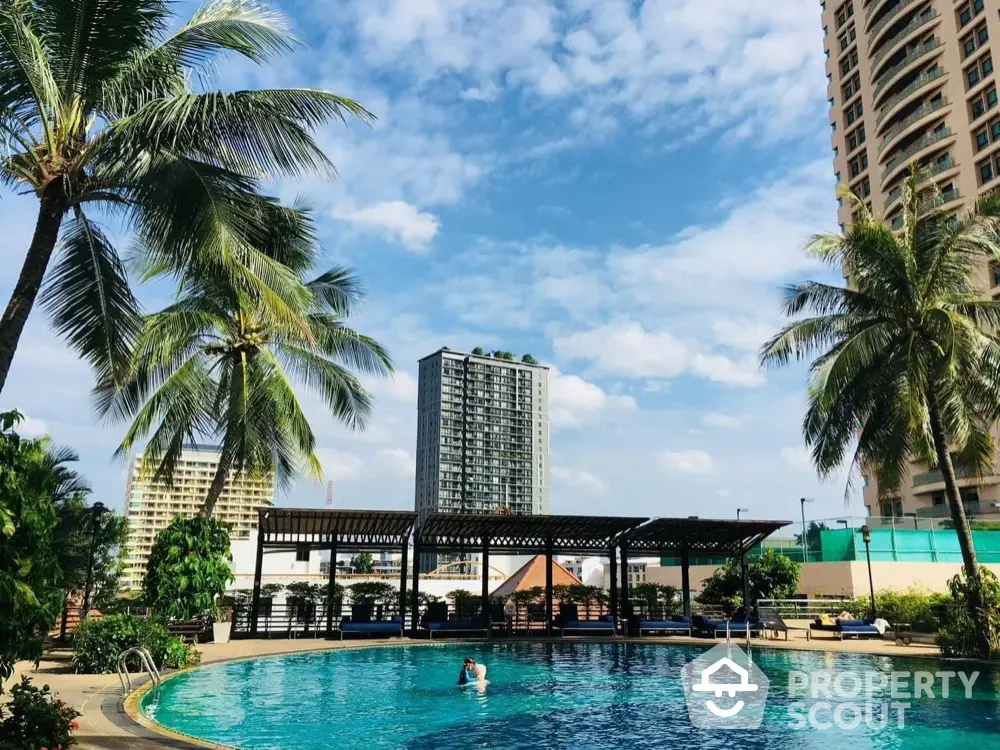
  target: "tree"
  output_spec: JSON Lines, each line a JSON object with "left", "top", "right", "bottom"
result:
{"left": 143, "top": 516, "right": 233, "bottom": 619}
{"left": 521, "top": 353, "right": 537, "bottom": 364}
{"left": 471, "top": 347, "right": 485, "bottom": 355}
{"left": 698, "top": 550, "right": 801, "bottom": 615}
{"left": 350, "top": 552, "right": 374, "bottom": 574}
{"left": 0, "top": 412, "right": 64, "bottom": 688}
{"left": 103, "top": 208, "right": 393, "bottom": 518}
{"left": 0, "top": 0, "right": 374, "bottom": 397}
{"left": 760, "top": 170, "right": 1000, "bottom": 657}
{"left": 794, "top": 521, "right": 829, "bottom": 555}
{"left": 347, "top": 581, "right": 397, "bottom": 609}
{"left": 446, "top": 588, "right": 479, "bottom": 617}
{"left": 631, "top": 582, "right": 679, "bottom": 611}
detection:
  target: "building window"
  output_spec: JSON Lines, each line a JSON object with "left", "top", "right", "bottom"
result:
{"left": 979, "top": 25, "right": 990, "bottom": 45}
{"left": 989, "top": 88, "right": 998, "bottom": 109}
{"left": 985, "top": 58, "right": 995, "bottom": 77}
{"left": 974, "top": 99, "right": 986, "bottom": 118}
{"left": 982, "top": 161, "right": 995, "bottom": 183}
{"left": 970, "top": 67, "right": 982, "bottom": 87}
{"left": 295, "top": 544, "right": 309, "bottom": 562}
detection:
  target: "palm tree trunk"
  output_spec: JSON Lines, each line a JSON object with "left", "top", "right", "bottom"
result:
{"left": 0, "top": 191, "right": 67, "bottom": 396}
{"left": 927, "top": 389, "right": 992, "bottom": 656}
{"left": 200, "top": 446, "right": 235, "bottom": 519}
{"left": 926, "top": 391, "right": 981, "bottom": 578}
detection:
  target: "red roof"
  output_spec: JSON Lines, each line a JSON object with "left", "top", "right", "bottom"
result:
{"left": 491, "top": 555, "right": 583, "bottom": 597}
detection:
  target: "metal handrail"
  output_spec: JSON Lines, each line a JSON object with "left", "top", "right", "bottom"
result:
{"left": 877, "top": 67, "right": 946, "bottom": 126}
{"left": 116, "top": 646, "right": 161, "bottom": 695}
{"left": 878, "top": 97, "right": 948, "bottom": 153}
{"left": 873, "top": 39, "right": 942, "bottom": 100}
{"left": 871, "top": 10, "right": 939, "bottom": 70}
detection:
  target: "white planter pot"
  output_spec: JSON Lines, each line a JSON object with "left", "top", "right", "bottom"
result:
{"left": 213, "top": 622, "right": 232, "bottom": 644}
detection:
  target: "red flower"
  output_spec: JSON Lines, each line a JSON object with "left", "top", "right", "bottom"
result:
{"left": 70, "top": 721, "right": 80, "bottom": 730}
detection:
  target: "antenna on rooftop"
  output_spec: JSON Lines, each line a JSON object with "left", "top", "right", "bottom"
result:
{"left": 325, "top": 480, "right": 334, "bottom": 509}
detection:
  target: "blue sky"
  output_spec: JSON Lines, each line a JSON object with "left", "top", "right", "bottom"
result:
{"left": 0, "top": 0, "right": 859, "bottom": 527}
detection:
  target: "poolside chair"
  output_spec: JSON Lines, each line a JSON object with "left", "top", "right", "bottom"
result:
{"left": 558, "top": 603, "right": 616, "bottom": 637}
{"left": 337, "top": 604, "right": 404, "bottom": 640}
{"left": 636, "top": 614, "right": 692, "bottom": 637}
{"left": 421, "top": 600, "right": 488, "bottom": 639}
{"left": 835, "top": 618, "right": 884, "bottom": 640}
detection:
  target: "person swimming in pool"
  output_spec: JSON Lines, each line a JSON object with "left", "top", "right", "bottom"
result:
{"left": 457, "top": 657, "right": 487, "bottom": 685}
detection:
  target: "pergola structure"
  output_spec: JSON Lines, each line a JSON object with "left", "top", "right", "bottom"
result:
{"left": 413, "top": 512, "right": 647, "bottom": 636}
{"left": 245, "top": 508, "right": 792, "bottom": 638}
{"left": 618, "top": 518, "right": 792, "bottom": 618}
{"left": 249, "top": 508, "right": 417, "bottom": 637}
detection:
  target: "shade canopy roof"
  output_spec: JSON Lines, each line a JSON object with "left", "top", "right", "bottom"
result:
{"left": 416, "top": 512, "right": 648, "bottom": 555}
{"left": 620, "top": 517, "right": 792, "bottom": 556}
{"left": 256, "top": 508, "right": 417, "bottom": 551}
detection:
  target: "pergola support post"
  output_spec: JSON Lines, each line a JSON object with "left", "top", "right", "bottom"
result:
{"left": 619, "top": 540, "right": 630, "bottom": 632}
{"left": 410, "top": 538, "right": 421, "bottom": 638}
{"left": 325, "top": 534, "right": 338, "bottom": 638}
{"left": 544, "top": 538, "right": 554, "bottom": 637}
{"left": 399, "top": 538, "right": 409, "bottom": 633}
{"left": 481, "top": 538, "right": 490, "bottom": 633}
{"left": 741, "top": 552, "right": 751, "bottom": 613}
{"left": 250, "top": 524, "right": 264, "bottom": 637}
{"left": 609, "top": 544, "right": 619, "bottom": 633}
{"left": 681, "top": 547, "right": 691, "bottom": 619}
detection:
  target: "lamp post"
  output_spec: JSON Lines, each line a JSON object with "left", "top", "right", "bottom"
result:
{"left": 81, "top": 502, "right": 108, "bottom": 622}
{"left": 800, "top": 497, "right": 815, "bottom": 563}
{"left": 837, "top": 519, "right": 849, "bottom": 529}
{"left": 736, "top": 508, "right": 750, "bottom": 520}
{"left": 861, "top": 524, "right": 876, "bottom": 621}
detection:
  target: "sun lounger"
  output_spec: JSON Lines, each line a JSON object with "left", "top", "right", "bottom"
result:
{"left": 836, "top": 619, "right": 883, "bottom": 639}
{"left": 421, "top": 601, "right": 489, "bottom": 639}
{"left": 338, "top": 606, "right": 403, "bottom": 640}
{"left": 556, "top": 604, "right": 616, "bottom": 636}
{"left": 637, "top": 616, "right": 692, "bottom": 636}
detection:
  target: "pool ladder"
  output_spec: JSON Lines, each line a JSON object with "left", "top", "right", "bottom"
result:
{"left": 116, "top": 646, "right": 162, "bottom": 695}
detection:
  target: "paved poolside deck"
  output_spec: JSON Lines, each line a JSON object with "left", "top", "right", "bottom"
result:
{"left": 7, "top": 631, "right": 944, "bottom": 749}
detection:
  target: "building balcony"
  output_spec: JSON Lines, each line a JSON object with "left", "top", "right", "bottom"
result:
{"left": 873, "top": 39, "right": 943, "bottom": 106}
{"left": 880, "top": 127, "right": 953, "bottom": 186}
{"left": 876, "top": 69, "right": 947, "bottom": 133}
{"left": 878, "top": 97, "right": 948, "bottom": 154}
{"left": 868, "top": 0, "right": 925, "bottom": 46}
{"left": 883, "top": 156, "right": 957, "bottom": 213}
{"left": 870, "top": 10, "right": 940, "bottom": 77}
{"left": 912, "top": 465, "right": 983, "bottom": 487}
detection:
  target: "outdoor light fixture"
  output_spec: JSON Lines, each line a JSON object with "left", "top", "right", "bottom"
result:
{"left": 81, "top": 502, "right": 109, "bottom": 622}
{"left": 837, "top": 519, "right": 849, "bottom": 529}
{"left": 736, "top": 508, "right": 750, "bottom": 520}
{"left": 860, "top": 524, "right": 876, "bottom": 620}
{"left": 800, "top": 497, "right": 815, "bottom": 563}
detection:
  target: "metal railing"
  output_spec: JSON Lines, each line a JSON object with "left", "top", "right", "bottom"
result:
{"left": 874, "top": 38, "right": 942, "bottom": 99}
{"left": 878, "top": 97, "right": 947, "bottom": 153}
{"left": 877, "top": 67, "right": 946, "bottom": 125}
{"left": 116, "top": 647, "right": 161, "bottom": 695}
{"left": 757, "top": 599, "right": 854, "bottom": 619}
{"left": 882, "top": 127, "right": 951, "bottom": 182}
{"left": 871, "top": 10, "right": 939, "bottom": 70}
{"left": 883, "top": 156, "right": 955, "bottom": 213}
{"left": 869, "top": 0, "right": 924, "bottom": 42}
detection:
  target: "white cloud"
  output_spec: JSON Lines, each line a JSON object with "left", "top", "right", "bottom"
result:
{"left": 780, "top": 446, "right": 813, "bottom": 472}
{"left": 367, "top": 371, "right": 419, "bottom": 403}
{"left": 717, "top": 489, "right": 732, "bottom": 498}
{"left": 377, "top": 448, "right": 416, "bottom": 479}
{"left": 712, "top": 319, "right": 775, "bottom": 352}
{"left": 554, "top": 322, "right": 765, "bottom": 388}
{"left": 315, "top": 449, "right": 364, "bottom": 482}
{"left": 462, "top": 81, "right": 502, "bottom": 101}
{"left": 548, "top": 367, "right": 636, "bottom": 428}
{"left": 551, "top": 466, "right": 606, "bottom": 492}
{"left": 15, "top": 416, "right": 49, "bottom": 438}
{"left": 659, "top": 449, "right": 715, "bottom": 475}
{"left": 701, "top": 412, "right": 743, "bottom": 429}
{"left": 333, "top": 200, "right": 440, "bottom": 251}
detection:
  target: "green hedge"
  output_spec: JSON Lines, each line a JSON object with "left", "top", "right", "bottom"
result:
{"left": 846, "top": 589, "right": 951, "bottom": 633}
{"left": 73, "top": 614, "right": 200, "bottom": 674}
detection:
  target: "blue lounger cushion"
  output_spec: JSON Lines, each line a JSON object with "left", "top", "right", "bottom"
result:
{"left": 426, "top": 620, "right": 485, "bottom": 631}
{"left": 838, "top": 624, "right": 880, "bottom": 633}
{"left": 341, "top": 621, "right": 402, "bottom": 632}
{"left": 640, "top": 620, "right": 690, "bottom": 630}
{"left": 563, "top": 620, "right": 615, "bottom": 630}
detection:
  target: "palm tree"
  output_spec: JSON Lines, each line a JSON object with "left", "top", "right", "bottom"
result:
{"left": 760, "top": 169, "right": 1000, "bottom": 656}
{"left": 100, "top": 209, "right": 392, "bottom": 518}
{"left": 0, "top": 0, "right": 372, "bottom": 395}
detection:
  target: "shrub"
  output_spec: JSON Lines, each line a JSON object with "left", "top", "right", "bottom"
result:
{"left": 73, "top": 614, "right": 200, "bottom": 674}
{"left": 143, "top": 516, "right": 233, "bottom": 620}
{"left": 937, "top": 568, "right": 1000, "bottom": 659}
{"left": 0, "top": 677, "right": 81, "bottom": 749}
{"left": 845, "top": 589, "right": 951, "bottom": 632}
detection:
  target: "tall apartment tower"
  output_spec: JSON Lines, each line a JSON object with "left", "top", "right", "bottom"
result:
{"left": 823, "top": 0, "right": 1000, "bottom": 518}
{"left": 414, "top": 348, "right": 551, "bottom": 523}
{"left": 122, "top": 444, "right": 275, "bottom": 589}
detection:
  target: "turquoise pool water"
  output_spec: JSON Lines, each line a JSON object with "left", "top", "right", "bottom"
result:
{"left": 141, "top": 642, "right": 1000, "bottom": 749}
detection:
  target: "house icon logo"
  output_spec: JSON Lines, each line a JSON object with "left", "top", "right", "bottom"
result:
{"left": 682, "top": 643, "right": 769, "bottom": 729}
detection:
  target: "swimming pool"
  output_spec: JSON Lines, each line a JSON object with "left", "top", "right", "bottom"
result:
{"left": 141, "top": 642, "right": 1000, "bottom": 749}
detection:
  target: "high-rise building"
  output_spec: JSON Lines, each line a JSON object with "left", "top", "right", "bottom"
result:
{"left": 822, "top": 0, "right": 1000, "bottom": 518}
{"left": 414, "top": 348, "right": 550, "bottom": 523}
{"left": 122, "top": 444, "right": 275, "bottom": 589}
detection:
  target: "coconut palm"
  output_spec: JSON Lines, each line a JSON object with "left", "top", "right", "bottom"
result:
{"left": 0, "top": 0, "right": 372, "bottom": 396}
{"left": 99, "top": 208, "right": 392, "bottom": 518}
{"left": 760, "top": 169, "right": 1000, "bottom": 656}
